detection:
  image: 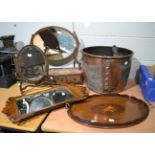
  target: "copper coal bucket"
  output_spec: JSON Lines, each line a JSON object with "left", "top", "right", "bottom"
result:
{"left": 82, "top": 46, "right": 133, "bottom": 93}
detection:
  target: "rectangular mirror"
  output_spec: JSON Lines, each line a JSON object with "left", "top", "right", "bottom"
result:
{"left": 2, "top": 85, "right": 87, "bottom": 123}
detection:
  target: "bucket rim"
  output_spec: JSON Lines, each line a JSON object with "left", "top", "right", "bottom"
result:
{"left": 82, "top": 46, "right": 134, "bottom": 59}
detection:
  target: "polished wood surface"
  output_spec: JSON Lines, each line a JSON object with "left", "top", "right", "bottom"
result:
{"left": 67, "top": 94, "right": 149, "bottom": 128}
{"left": 0, "top": 84, "right": 47, "bottom": 132}
{"left": 1, "top": 81, "right": 155, "bottom": 132}
{"left": 41, "top": 83, "right": 155, "bottom": 132}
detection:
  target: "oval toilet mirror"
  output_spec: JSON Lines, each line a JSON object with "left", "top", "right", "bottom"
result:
{"left": 16, "top": 45, "right": 48, "bottom": 83}
{"left": 31, "top": 26, "right": 79, "bottom": 66}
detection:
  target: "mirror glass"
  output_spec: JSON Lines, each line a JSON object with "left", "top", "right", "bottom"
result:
{"left": 16, "top": 86, "right": 76, "bottom": 114}
{"left": 31, "top": 26, "right": 78, "bottom": 66}
{"left": 18, "top": 45, "right": 47, "bottom": 83}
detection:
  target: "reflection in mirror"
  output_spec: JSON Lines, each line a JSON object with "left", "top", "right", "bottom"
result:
{"left": 16, "top": 87, "right": 76, "bottom": 114}
{"left": 31, "top": 26, "right": 79, "bottom": 66}
{"left": 17, "top": 45, "right": 47, "bottom": 83}
{"left": 2, "top": 84, "right": 87, "bottom": 123}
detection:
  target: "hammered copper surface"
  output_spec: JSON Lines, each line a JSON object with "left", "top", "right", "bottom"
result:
{"left": 67, "top": 94, "right": 149, "bottom": 128}
{"left": 82, "top": 46, "right": 133, "bottom": 93}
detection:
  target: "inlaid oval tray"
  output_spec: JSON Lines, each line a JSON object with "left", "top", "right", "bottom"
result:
{"left": 67, "top": 94, "right": 149, "bottom": 128}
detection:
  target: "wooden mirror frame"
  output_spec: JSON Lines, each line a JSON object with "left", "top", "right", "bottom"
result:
{"left": 30, "top": 26, "right": 80, "bottom": 66}
{"left": 2, "top": 84, "right": 88, "bottom": 123}
{"left": 14, "top": 45, "right": 53, "bottom": 95}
